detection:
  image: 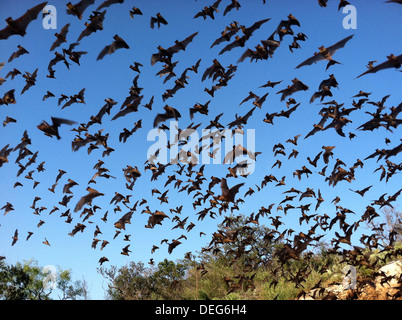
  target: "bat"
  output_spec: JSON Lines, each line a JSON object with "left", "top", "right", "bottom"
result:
{"left": 96, "top": 0, "right": 124, "bottom": 11}
{"left": 218, "top": 178, "right": 244, "bottom": 202}
{"left": 37, "top": 117, "right": 77, "bottom": 139}
{"left": 66, "top": 0, "right": 95, "bottom": 20}
{"left": 50, "top": 23, "right": 70, "bottom": 51}
{"left": 97, "top": 35, "right": 129, "bottom": 60}
{"left": 356, "top": 54, "right": 402, "bottom": 78}
{"left": 8, "top": 45, "right": 29, "bottom": 62}
{"left": 295, "top": 34, "right": 354, "bottom": 69}
{"left": 0, "top": 2, "right": 48, "bottom": 40}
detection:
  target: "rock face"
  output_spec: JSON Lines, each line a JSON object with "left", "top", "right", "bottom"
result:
{"left": 378, "top": 261, "right": 402, "bottom": 281}
{"left": 361, "top": 261, "right": 402, "bottom": 300}
{"left": 299, "top": 261, "right": 402, "bottom": 300}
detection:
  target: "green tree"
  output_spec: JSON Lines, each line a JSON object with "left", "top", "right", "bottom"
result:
{"left": 0, "top": 259, "right": 86, "bottom": 300}
{"left": 99, "top": 261, "right": 156, "bottom": 300}
{"left": 99, "top": 259, "right": 189, "bottom": 300}
{"left": 152, "top": 259, "right": 187, "bottom": 299}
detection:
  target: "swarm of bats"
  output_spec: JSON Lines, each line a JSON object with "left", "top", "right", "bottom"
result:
{"left": 0, "top": 0, "right": 402, "bottom": 300}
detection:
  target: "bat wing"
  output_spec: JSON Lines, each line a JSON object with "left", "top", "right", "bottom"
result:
{"left": 21, "top": 82, "right": 33, "bottom": 95}
{"left": 223, "top": 149, "right": 235, "bottom": 164}
{"left": 0, "top": 26, "right": 14, "bottom": 40}
{"left": 13, "top": 2, "right": 48, "bottom": 33}
{"left": 219, "top": 39, "right": 240, "bottom": 55}
{"left": 50, "top": 24, "right": 70, "bottom": 51}
{"left": 8, "top": 47, "right": 29, "bottom": 62}
{"left": 72, "top": 0, "right": 95, "bottom": 19}
{"left": 150, "top": 17, "right": 157, "bottom": 29}
{"left": 74, "top": 195, "right": 88, "bottom": 212}
{"left": 212, "top": 0, "right": 223, "bottom": 9}
{"left": 97, "top": 0, "right": 124, "bottom": 11}
{"left": 168, "top": 32, "right": 199, "bottom": 54}
{"left": 229, "top": 182, "right": 245, "bottom": 198}
{"left": 220, "top": 178, "right": 230, "bottom": 196}
{"left": 112, "top": 96, "right": 143, "bottom": 120}
{"left": 243, "top": 106, "right": 257, "bottom": 122}
{"left": 223, "top": 2, "right": 239, "bottom": 16}
{"left": 153, "top": 113, "right": 169, "bottom": 128}
{"left": 51, "top": 117, "right": 76, "bottom": 127}
{"left": 97, "top": 44, "right": 112, "bottom": 60}
{"left": 296, "top": 52, "right": 325, "bottom": 69}
{"left": 181, "top": 31, "right": 199, "bottom": 47}
{"left": 245, "top": 18, "right": 270, "bottom": 35}
{"left": 326, "top": 34, "right": 354, "bottom": 56}
{"left": 159, "top": 15, "right": 168, "bottom": 25}
{"left": 202, "top": 64, "right": 216, "bottom": 81}
{"left": 238, "top": 48, "right": 255, "bottom": 63}
{"left": 357, "top": 54, "right": 402, "bottom": 78}
{"left": 211, "top": 30, "right": 236, "bottom": 48}
{"left": 31, "top": 68, "right": 38, "bottom": 79}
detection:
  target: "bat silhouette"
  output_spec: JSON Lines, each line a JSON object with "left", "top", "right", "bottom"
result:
{"left": 8, "top": 45, "right": 29, "bottom": 62}
{"left": 153, "top": 105, "right": 181, "bottom": 128}
{"left": 223, "top": 0, "right": 241, "bottom": 16}
{"left": 0, "top": 2, "right": 48, "bottom": 40}
{"left": 356, "top": 54, "right": 402, "bottom": 78}
{"left": 210, "top": 22, "right": 240, "bottom": 48}
{"left": 277, "top": 78, "right": 309, "bottom": 101}
{"left": 97, "top": 0, "right": 124, "bottom": 11}
{"left": 151, "top": 32, "right": 198, "bottom": 65}
{"left": 66, "top": 0, "right": 95, "bottom": 20}
{"left": 74, "top": 187, "right": 104, "bottom": 212}
{"left": 97, "top": 35, "right": 129, "bottom": 60}
{"left": 296, "top": 34, "right": 354, "bottom": 69}
{"left": 21, "top": 68, "right": 38, "bottom": 95}
{"left": 50, "top": 23, "right": 70, "bottom": 51}
{"left": 218, "top": 178, "right": 244, "bottom": 202}
{"left": 37, "top": 117, "right": 76, "bottom": 139}
{"left": 150, "top": 12, "right": 168, "bottom": 29}
{"left": 227, "top": 106, "right": 256, "bottom": 128}
{"left": 130, "top": 7, "right": 143, "bottom": 19}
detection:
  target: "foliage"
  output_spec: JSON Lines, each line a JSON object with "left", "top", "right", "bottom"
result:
{"left": 0, "top": 259, "right": 86, "bottom": 300}
{"left": 98, "top": 214, "right": 402, "bottom": 300}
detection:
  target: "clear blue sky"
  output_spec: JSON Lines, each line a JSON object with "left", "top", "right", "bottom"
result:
{"left": 0, "top": 0, "right": 401, "bottom": 299}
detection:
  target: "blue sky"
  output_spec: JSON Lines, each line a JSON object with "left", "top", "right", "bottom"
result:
{"left": 0, "top": 0, "right": 401, "bottom": 299}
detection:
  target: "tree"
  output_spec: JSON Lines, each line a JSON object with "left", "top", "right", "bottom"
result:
{"left": 99, "top": 259, "right": 189, "bottom": 300}
{"left": 152, "top": 259, "right": 187, "bottom": 299}
{"left": 99, "top": 262, "right": 156, "bottom": 300}
{"left": 0, "top": 259, "right": 86, "bottom": 300}
{"left": 367, "top": 207, "right": 402, "bottom": 246}
{"left": 203, "top": 214, "right": 278, "bottom": 268}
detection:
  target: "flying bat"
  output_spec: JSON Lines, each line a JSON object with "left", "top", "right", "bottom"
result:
{"left": 66, "top": 0, "right": 95, "bottom": 20}
{"left": 0, "top": 2, "right": 48, "bottom": 40}
{"left": 356, "top": 54, "right": 402, "bottom": 78}
{"left": 37, "top": 117, "right": 76, "bottom": 139}
{"left": 277, "top": 78, "right": 309, "bottom": 101}
{"left": 295, "top": 34, "right": 354, "bottom": 69}
{"left": 150, "top": 12, "right": 168, "bottom": 29}
{"left": 74, "top": 187, "right": 104, "bottom": 212}
{"left": 96, "top": 0, "right": 124, "bottom": 11}
{"left": 50, "top": 23, "right": 70, "bottom": 51}
{"left": 8, "top": 45, "right": 29, "bottom": 62}
{"left": 153, "top": 105, "right": 181, "bottom": 128}
{"left": 151, "top": 32, "right": 198, "bottom": 65}
{"left": 218, "top": 178, "right": 244, "bottom": 202}
{"left": 97, "top": 34, "right": 129, "bottom": 60}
